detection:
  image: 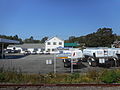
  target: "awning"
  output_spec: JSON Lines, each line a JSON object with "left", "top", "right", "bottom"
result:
{"left": 0, "top": 38, "right": 20, "bottom": 59}
{"left": 0, "top": 38, "right": 19, "bottom": 44}
{"left": 64, "top": 43, "right": 80, "bottom": 47}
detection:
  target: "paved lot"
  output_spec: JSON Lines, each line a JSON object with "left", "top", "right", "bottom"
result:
{"left": 0, "top": 53, "right": 119, "bottom": 74}
{"left": 0, "top": 54, "right": 69, "bottom": 74}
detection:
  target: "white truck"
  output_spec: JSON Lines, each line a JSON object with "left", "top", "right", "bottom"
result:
{"left": 27, "top": 48, "right": 37, "bottom": 54}
{"left": 83, "top": 47, "right": 120, "bottom": 67}
{"left": 57, "top": 48, "right": 84, "bottom": 68}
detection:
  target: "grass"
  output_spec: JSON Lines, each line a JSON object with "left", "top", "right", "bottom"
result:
{"left": 1, "top": 67, "right": 120, "bottom": 84}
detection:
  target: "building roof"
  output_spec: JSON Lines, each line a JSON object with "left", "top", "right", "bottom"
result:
{"left": 64, "top": 43, "right": 80, "bottom": 47}
{"left": 8, "top": 43, "right": 45, "bottom": 49}
{"left": 45, "top": 36, "right": 64, "bottom": 42}
{"left": 0, "top": 38, "right": 19, "bottom": 44}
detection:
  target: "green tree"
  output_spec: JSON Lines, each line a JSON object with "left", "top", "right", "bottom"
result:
{"left": 41, "top": 37, "right": 48, "bottom": 43}
{"left": 24, "top": 36, "right": 41, "bottom": 43}
{"left": 66, "top": 28, "right": 117, "bottom": 47}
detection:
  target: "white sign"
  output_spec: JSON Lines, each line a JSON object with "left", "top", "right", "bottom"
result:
{"left": 46, "top": 59, "right": 52, "bottom": 64}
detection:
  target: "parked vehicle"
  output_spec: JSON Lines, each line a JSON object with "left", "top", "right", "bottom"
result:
{"left": 83, "top": 47, "right": 120, "bottom": 67}
{"left": 21, "top": 48, "right": 30, "bottom": 55}
{"left": 5, "top": 49, "right": 20, "bottom": 53}
{"left": 36, "top": 48, "right": 43, "bottom": 54}
{"left": 57, "top": 48, "right": 84, "bottom": 68}
{"left": 27, "top": 48, "right": 37, "bottom": 54}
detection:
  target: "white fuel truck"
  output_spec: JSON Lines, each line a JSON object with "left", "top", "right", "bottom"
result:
{"left": 83, "top": 47, "right": 120, "bottom": 67}
{"left": 57, "top": 48, "right": 84, "bottom": 68}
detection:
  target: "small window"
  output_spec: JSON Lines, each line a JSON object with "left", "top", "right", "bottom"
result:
{"left": 53, "top": 42, "right": 56, "bottom": 45}
{"left": 47, "top": 42, "right": 50, "bottom": 45}
{"left": 47, "top": 49, "right": 50, "bottom": 51}
{"left": 52, "top": 49, "right": 55, "bottom": 51}
{"left": 59, "top": 42, "right": 62, "bottom": 45}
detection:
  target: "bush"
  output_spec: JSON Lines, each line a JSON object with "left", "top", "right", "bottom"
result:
{"left": 101, "top": 70, "right": 120, "bottom": 83}
{"left": 0, "top": 73, "right": 5, "bottom": 82}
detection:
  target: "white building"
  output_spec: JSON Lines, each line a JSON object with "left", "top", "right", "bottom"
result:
{"left": 45, "top": 37, "right": 64, "bottom": 54}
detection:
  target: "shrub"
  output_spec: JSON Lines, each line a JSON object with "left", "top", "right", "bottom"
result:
{"left": 101, "top": 70, "right": 120, "bottom": 83}
{"left": 0, "top": 73, "right": 5, "bottom": 82}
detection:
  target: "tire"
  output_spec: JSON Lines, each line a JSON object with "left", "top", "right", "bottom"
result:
{"left": 91, "top": 61, "right": 97, "bottom": 67}
{"left": 88, "top": 58, "right": 97, "bottom": 67}
{"left": 106, "top": 60, "right": 115, "bottom": 67}
{"left": 105, "top": 61, "right": 111, "bottom": 68}
{"left": 88, "top": 60, "right": 92, "bottom": 66}
{"left": 116, "top": 60, "right": 120, "bottom": 67}
{"left": 64, "top": 63, "right": 70, "bottom": 68}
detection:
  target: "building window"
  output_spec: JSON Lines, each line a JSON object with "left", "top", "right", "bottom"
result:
{"left": 53, "top": 42, "right": 56, "bottom": 45}
{"left": 52, "top": 49, "right": 55, "bottom": 51}
{"left": 59, "top": 42, "right": 62, "bottom": 45}
{"left": 47, "top": 49, "right": 50, "bottom": 51}
{"left": 47, "top": 42, "right": 50, "bottom": 45}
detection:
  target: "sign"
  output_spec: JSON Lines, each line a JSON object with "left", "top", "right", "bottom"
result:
{"left": 46, "top": 59, "right": 52, "bottom": 64}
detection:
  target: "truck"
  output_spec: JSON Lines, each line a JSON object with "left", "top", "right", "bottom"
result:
{"left": 57, "top": 48, "right": 84, "bottom": 68}
{"left": 83, "top": 47, "right": 120, "bottom": 67}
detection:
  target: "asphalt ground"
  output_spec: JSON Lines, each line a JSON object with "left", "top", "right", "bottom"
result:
{"left": 0, "top": 53, "right": 120, "bottom": 74}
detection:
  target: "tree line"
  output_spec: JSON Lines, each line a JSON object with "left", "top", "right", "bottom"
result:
{"left": 23, "top": 36, "right": 48, "bottom": 43}
{"left": 0, "top": 35, "right": 48, "bottom": 44}
{"left": 1, "top": 27, "right": 120, "bottom": 47}
{"left": 65, "top": 28, "right": 120, "bottom": 47}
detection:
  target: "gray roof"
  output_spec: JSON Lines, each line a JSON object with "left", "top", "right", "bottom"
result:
{"left": 0, "top": 38, "right": 19, "bottom": 44}
{"left": 45, "top": 36, "right": 64, "bottom": 43}
{"left": 9, "top": 43, "right": 45, "bottom": 49}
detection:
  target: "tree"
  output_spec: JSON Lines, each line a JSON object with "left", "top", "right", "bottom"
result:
{"left": 69, "top": 36, "right": 76, "bottom": 43}
{"left": 13, "top": 35, "right": 19, "bottom": 40}
{"left": 24, "top": 36, "right": 40, "bottom": 43}
{"left": 66, "top": 28, "right": 117, "bottom": 47}
{"left": 41, "top": 37, "right": 48, "bottom": 43}
{"left": 30, "top": 36, "right": 33, "bottom": 41}
{"left": 0, "top": 34, "right": 23, "bottom": 45}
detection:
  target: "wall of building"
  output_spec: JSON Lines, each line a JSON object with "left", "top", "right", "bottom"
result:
{"left": 45, "top": 37, "right": 64, "bottom": 53}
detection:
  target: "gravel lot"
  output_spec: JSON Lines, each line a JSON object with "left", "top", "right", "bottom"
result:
{"left": 0, "top": 53, "right": 120, "bottom": 74}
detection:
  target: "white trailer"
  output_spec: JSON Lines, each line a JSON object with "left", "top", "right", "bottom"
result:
{"left": 57, "top": 48, "right": 84, "bottom": 68}
{"left": 83, "top": 48, "right": 120, "bottom": 67}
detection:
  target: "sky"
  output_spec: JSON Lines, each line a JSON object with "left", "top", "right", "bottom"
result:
{"left": 0, "top": 0, "right": 120, "bottom": 40}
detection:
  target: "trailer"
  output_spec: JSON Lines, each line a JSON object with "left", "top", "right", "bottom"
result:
{"left": 57, "top": 48, "right": 84, "bottom": 68}
{"left": 83, "top": 47, "right": 120, "bottom": 67}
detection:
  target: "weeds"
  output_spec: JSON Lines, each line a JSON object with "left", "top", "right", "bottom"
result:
{"left": 1, "top": 67, "right": 120, "bottom": 84}
{"left": 101, "top": 69, "right": 120, "bottom": 83}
